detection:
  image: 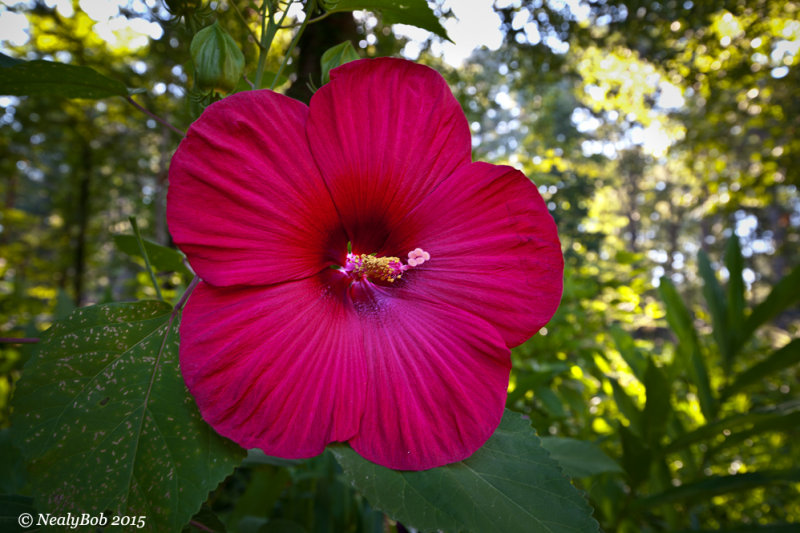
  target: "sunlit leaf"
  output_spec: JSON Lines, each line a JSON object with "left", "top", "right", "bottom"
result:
{"left": 609, "top": 324, "right": 648, "bottom": 382}
{"left": 659, "top": 278, "right": 717, "bottom": 421}
{"left": 331, "top": 410, "right": 599, "bottom": 533}
{"left": 539, "top": 436, "right": 624, "bottom": 478}
{"left": 633, "top": 469, "right": 800, "bottom": 509}
{"left": 664, "top": 402, "right": 800, "bottom": 453}
{"left": 0, "top": 57, "right": 128, "bottom": 99}
{"left": 322, "top": 0, "right": 450, "bottom": 40}
{"left": 10, "top": 301, "right": 245, "bottom": 532}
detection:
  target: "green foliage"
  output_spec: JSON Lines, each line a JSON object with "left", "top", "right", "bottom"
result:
{"left": 322, "top": 0, "right": 449, "bottom": 40}
{"left": 320, "top": 41, "right": 360, "bottom": 85}
{"left": 332, "top": 411, "right": 599, "bottom": 533}
{"left": 539, "top": 436, "right": 623, "bottom": 478}
{"left": 0, "top": 55, "right": 128, "bottom": 99}
{"left": 10, "top": 301, "right": 244, "bottom": 532}
{"left": 113, "top": 234, "right": 192, "bottom": 279}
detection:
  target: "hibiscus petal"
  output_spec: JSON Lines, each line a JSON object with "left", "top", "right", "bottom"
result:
{"left": 167, "top": 90, "right": 346, "bottom": 286}
{"left": 306, "top": 57, "right": 471, "bottom": 253}
{"left": 386, "top": 162, "right": 564, "bottom": 348}
{"left": 180, "top": 272, "right": 366, "bottom": 458}
{"left": 348, "top": 283, "right": 510, "bottom": 470}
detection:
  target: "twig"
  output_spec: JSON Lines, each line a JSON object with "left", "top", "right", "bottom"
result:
{"left": 0, "top": 337, "right": 40, "bottom": 344}
{"left": 125, "top": 96, "right": 185, "bottom": 137}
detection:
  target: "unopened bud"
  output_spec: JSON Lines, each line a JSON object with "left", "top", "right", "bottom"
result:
{"left": 190, "top": 21, "right": 244, "bottom": 93}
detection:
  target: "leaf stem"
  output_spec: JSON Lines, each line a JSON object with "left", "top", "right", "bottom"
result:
{"left": 175, "top": 276, "right": 200, "bottom": 314}
{"left": 230, "top": 0, "right": 264, "bottom": 48}
{"left": 0, "top": 337, "right": 40, "bottom": 344}
{"left": 279, "top": 10, "right": 331, "bottom": 28}
{"left": 124, "top": 96, "right": 185, "bottom": 137}
{"left": 129, "top": 216, "right": 164, "bottom": 302}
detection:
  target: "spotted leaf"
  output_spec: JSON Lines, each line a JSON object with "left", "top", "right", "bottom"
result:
{"left": 10, "top": 301, "right": 245, "bottom": 532}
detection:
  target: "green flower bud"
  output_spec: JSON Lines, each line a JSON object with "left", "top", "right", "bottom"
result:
{"left": 190, "top": 22, "right": 245, "bottom": 93}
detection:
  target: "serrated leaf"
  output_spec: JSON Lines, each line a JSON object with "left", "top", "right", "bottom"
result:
{"left": 321, "top": 41, "right": 360, "bottom": 85}
{"left": 114, "top": 234, "right": 191, "bottom": 277}
{"left": 0, "top": 58, "right": 127, "bottom": 99}
{"left": 10, "top": 301, "right": 245, "bottom": 532}
{"left": 322, "top": 0, "right": 450, "bottom": 40}
{"left": 539, "top": 436, "right": 623, "bottom": 478}
{"left": 331, "top": 410, "right": 599, "bottom": 533}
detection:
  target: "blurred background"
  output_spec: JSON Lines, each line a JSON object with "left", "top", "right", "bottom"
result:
{"left": 1, "top": 1, "right": 798, "bottom": 531}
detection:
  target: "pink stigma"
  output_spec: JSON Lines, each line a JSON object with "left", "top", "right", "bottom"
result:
{"left": 344, "top": 248, "right": 430, "bottom": 283}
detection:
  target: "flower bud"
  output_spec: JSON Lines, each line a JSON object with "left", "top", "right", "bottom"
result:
{"left": 190, "top": 21, "right": 244, "bottom": 93}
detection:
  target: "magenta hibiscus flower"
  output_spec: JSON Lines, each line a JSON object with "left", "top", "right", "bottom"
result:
{"left": 167, "top": 57, "right": 563, "bottom": 470}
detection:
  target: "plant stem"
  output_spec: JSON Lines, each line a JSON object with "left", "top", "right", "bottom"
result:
{"left": 175, "top": 276, "right": 200, "bottom": 314}
{"left": 124, "top": 96, "right": 185, "bottom": 137}
{"left": 230, "top": 0, "right": 264, "bottom": 48}
{"left": 129, "top": 216, "right": 164, "bottom": 302}
{"left": 0, "top": 337, "right": 40, "bottom": 344}
{"left": 271, "top": 0, "right": 313, "bottom": 90}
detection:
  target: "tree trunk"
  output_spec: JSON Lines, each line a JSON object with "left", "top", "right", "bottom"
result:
{"left": 285, "top": 12, "right": 359, "bottom": 104}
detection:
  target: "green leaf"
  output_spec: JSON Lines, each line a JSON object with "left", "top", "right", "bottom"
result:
{"left": 610, "top": 379, "right": 641, "bottom": 435}
{"left": 114, "top": 234, "right": 192, "bottom": 277}
{"left": 697, "top": 251, "right": 731, "bottom": 363}
{"left": 658, "top": 278, "right": 717, "bottom": 421}
{"left": 741, "top": 263, "right": 800, "bottom": 343}
{"left": 664, "top": 402, "right": 800, "bottom": 453}
{"left": 724, "top": 236, "right": 745, "bottom": 343}
{"left": 322, "top": 0, "right": 450, "bottom": 40}
{"left": 0, "top": 58, "right": 127, "bottom": 99}
{"left": 331, "top": 410, "right": 599, "bottom": 533}
{"left": 609, "top": 324, "right": 648, "bottom": 382}
{"left": 320, "top": 41, "right": 360, "bottom": 85}
{"left": 632, "top": 469, "right": 800, "bottom": 509}
{"left": 539, "top": 436, "right": 624, "bottom": 478}
{"left": 0, "top": 495, "right": 37, "bottom": 532}
{"left": 183, "top": 506, "right": 228, "bottom": 533}
{"left": 643, "top": 360, "right": 671, "bottom": 446}
{"left": 0, "top": 429, "right": 26, "bottom": 494}
{"left": 0, "top": 53, "right": 23, "bottom": 68}
{"left": 619, "top": 424, "right": 652, "bottom": 488}
{"left": 722, "top": 339, "right": 800, "bottom": 398}
{"left": 10, "top": 301, "right": 245, "bottom": 532}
